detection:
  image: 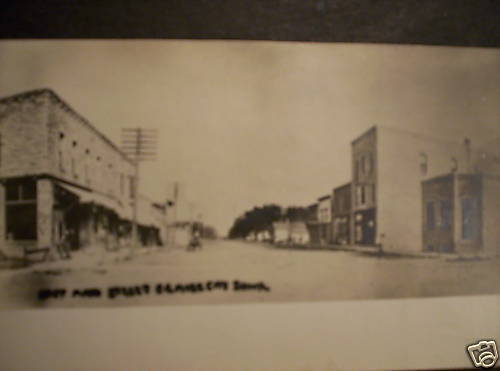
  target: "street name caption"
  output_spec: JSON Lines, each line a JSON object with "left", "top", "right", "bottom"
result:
{"left": 38, "top": 280, "right": 271, "bottom": 301}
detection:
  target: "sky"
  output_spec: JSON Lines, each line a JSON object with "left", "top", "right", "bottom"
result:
{"left": 0, "top": 40, "right": 498, "bottom": 235}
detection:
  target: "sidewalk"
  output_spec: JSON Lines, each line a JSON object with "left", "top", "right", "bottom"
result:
{"left": 30, "top": 245, "right": 166, "bottom": 272}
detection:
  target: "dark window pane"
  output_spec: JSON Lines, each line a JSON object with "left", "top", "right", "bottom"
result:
{"left": 21, "top": 179, "right": 37, "bottom": 200}
{"left": 6, "top": 182, "right": 19, "bottom": 201}
{"left": 440, "top": 200, "right": 452, "bottom": 229}
{"left": 426, "top": 202, "right": 435, "bottom": 230}
{"left": 462, "top": 198, "right": 479, "bottom": 240}
{"left": 6, "top": 203, "right": 37, "bottom": 240}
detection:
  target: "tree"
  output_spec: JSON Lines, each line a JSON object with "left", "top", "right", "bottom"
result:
{"left": 228, "top": 204, "right": 282, "bottom": 239}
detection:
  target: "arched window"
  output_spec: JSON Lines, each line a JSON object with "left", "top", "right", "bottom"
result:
{"left": 419, "top": 153, "right": 428, "bottom": 175}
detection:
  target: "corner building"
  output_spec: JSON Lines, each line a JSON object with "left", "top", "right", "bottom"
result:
{"left": 0, "top": 89, "right": 164, "bottom": 257}
{"left": 350, "top": 126, "right": 499, "bottom": 256}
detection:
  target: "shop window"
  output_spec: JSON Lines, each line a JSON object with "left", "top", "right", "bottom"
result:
{"left": 6, "top": 183, "right": 19, "bottom": 201}
{"left": 462, "top": 198, "right": 479, "bottom": 240}
{"left": 355, "top": 225, "right": 362, "bottom": 242}
{"left": 426, "top": 202, "right": 435, "bottom": 230}
{"left": 6, "top": 204, "right": 37, "bottom": 240}
{"left": 5, "top": 178, "right": 38, "bottom": 241}
{"left": 6, "top": 179, "right": 36, "bottom": 201}
{"left": 440, "top": 200, "right": 452, "bottom": 229}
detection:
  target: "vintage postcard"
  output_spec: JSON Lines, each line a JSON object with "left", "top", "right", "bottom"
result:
{"left": 0, "top": 40, "right": 498, "bottom": 309}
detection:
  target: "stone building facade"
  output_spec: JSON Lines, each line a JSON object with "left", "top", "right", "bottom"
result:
{"left": 0, "top": 89, "right": 165, "bottom": 258}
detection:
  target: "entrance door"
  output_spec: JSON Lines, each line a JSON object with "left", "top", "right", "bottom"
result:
{"left": 53, "top": 208, "right": 65, "bottom": 245}
{"left": 354, "top": 209, "right": 376, "bottom": 245}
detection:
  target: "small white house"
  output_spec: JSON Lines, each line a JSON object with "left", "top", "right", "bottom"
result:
{"left": 272, "top": 221, "right": 310, "bottom": 245}
{"left": 289, "top": 222, "right": 310, "bottom": 245}
{"left": 272, "top": 222, "right": 290, "bottom": 244}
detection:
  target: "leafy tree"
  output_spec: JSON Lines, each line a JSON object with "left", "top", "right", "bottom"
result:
{"left": 228, "top": 204, "right": 310, "bottom": 239}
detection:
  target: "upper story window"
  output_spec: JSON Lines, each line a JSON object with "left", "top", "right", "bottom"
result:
{"left": 360, "top": 185, "right": 366, "bottom": 205}
{"left": 71, "top": 157, "right": 78, "bottom": 179}
{"left": 129, "top": 175, "right": 135, "bottom": 198}
{"left": 59, "top": 150, "right": 65, "bottom": 173}
{"left": 451, "top": 157, "right": 458, "bottom": 173}
{"left": 355, "top": 185, "right": 365, "bottom": 207}
{"left": 366, "top": 153, "right": 373, "bottom": 174}
{"left": 59, "top": 132, "right": 65, "bottom": 172}
{"left": 420, "top": 153, "right": 428, "bottom": 176}
{"left": 120, "top": 173, "right": 124, "bottom": 195}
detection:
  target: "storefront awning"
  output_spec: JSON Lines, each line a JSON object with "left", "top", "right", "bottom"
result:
{"left": 55, "top": 182, "right": 124, "bottom": 218}
{"left": 55, "top": 182, "right": 161, "bottom": 228}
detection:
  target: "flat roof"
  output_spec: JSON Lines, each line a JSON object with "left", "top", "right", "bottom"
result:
{"left": 0, "top": 88, "right": 135, "bottom": 165}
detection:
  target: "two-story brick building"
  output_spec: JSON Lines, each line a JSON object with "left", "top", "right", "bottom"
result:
{"left": 421, "top": 138, "right": 500, "bottom": 257}
{"left": 350, "top": 125, "right": 500, "bottom": 257}
{"left": 0, "top": 89, "right": 166, "bottom": 258}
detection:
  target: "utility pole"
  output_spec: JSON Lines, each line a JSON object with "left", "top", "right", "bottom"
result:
{"left": 171, "top": 181, "right": 179, "bottom": 247}
{"left": 121, "top": 128, "right": 157, "bottom": 254}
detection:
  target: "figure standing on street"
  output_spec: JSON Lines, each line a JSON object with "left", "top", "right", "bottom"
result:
{"left": 187, "top": 224, "right": 202, "bottom": 252}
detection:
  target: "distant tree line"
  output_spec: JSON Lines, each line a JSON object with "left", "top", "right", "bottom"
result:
{"left": 228, "top": 204, "right": 310, "bottom": 239}
{"left": 173, "top": 221, "right": 218, "bottom": 239}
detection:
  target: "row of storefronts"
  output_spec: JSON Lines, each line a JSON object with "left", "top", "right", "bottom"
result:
{"left": 306, "top": 126, "right": 500, "bottom": 257}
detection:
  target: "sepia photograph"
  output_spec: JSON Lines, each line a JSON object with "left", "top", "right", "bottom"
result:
{"left": 0, "top": 40, "right": 499, "bottom": 309}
